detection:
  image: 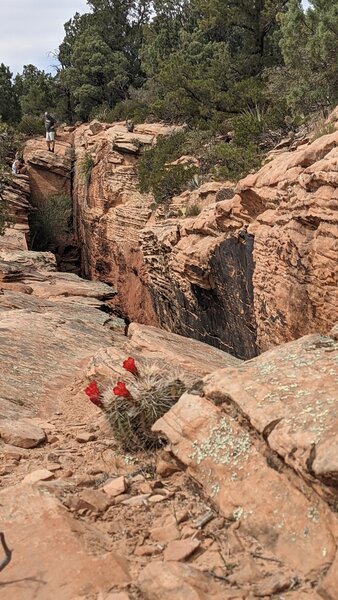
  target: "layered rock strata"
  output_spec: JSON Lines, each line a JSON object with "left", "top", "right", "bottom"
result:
{"left": 72, "top": 121, "right": 338, "bottom": 359}
{"left": 0, "top": 174, "right": 31, "bottom": 242}
{"left": 23, "top": 138, "right": 72, "bottom": 206}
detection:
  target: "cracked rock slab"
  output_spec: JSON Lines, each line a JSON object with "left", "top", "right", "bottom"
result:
{"left": 203, "top": 333, "right": 338, "bottom": 497}
{"left": 154, "top": 392, "right": 336, "bottom": 576}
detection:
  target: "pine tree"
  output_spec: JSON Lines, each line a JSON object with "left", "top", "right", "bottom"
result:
{"left": 279, "top": 0, "right": 338, "bottom": 112}
{"left": 0, "top": 64, "right": 21, "bottom": 123}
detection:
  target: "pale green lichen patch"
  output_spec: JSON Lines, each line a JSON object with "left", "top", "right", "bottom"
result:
{"left": 233, "top": 506, "right": 244, "bottom": 521}
{"left": 307, "top": 506, "right": 320, "bottom": 523}
{"left": 189, "top": 417, "right": 252, "bottom": 467}
{"left": 285, "top": 396, "right": 335, "bottom": 443}
{"left": 210, "top": 482, "right": 220, "bottom": 498}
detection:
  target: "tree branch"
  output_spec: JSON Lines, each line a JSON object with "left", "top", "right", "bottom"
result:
{"left": 0, "top": 532, "right": 12, "bottom": 573}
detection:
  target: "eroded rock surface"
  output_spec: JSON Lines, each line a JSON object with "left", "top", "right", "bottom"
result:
{"left": 0, "top": 484, "right": 130, "bottom": 600}
{"left": 24, "top": 138, "right": 72, "bottom": 206}
{"left": 72, "top": 119, "right": 338, "bottom": 358}
{"left": 154, "top": 329, "right": 338, "bottom": 594}
{"left": 1, "top": 121, "right": 336, "bottom": 600}
{"left": 0, "top": 239, "right": 118, "bottom": 421}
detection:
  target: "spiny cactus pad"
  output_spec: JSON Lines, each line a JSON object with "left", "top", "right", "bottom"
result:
{"left": 102, "top": 361, "right": 195, "bottom": 451}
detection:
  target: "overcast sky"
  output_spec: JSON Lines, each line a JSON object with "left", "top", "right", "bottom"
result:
{"left": 0, "top": 0, "right": 311, "bottom": 76}
{"left": 0, "top": 0, "right": 89, "bottom": 75}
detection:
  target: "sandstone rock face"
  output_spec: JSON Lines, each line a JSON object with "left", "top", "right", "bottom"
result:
{"left": 0, "top": 175, "right": 31, "bottom": 241}
{"left": 0, "top": 211, "right": 336, "bottom": 599}
{"left": 0, "top": 240, "right": 119, "bottom": 421}
{"left": 154, "top": 328, "right": 338, "bottom": 585}
{"left": 0, "top": 484, "right": 130, "bottom": 600}
{"left": 73, "top": 121, "right": 338, "bottom": 358}
{"left": 24, "top": 138, "right": 72, "bottom": 206}
{"left": 243, "top": 131, "right": 338, "bottom": 351}
{"left": 73, "top": 122, "right": 181, "bottom": 327}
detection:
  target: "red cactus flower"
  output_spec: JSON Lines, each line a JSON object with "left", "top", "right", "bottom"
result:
{"left": 84, "top": 381, "right": 103, "bottom": 408}
{"left": 122, "top": 357, "right": 139, "bottom": 376}
{"left": 113, "top": 381, "right": 131, "bottom": 398}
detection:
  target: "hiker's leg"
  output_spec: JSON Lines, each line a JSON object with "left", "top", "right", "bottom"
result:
{"left": 50, "top": 132, "right": 55, "bottom": 152}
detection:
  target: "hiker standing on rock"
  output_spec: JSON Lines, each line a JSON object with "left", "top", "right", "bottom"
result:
{"left": 44, "top": 112, "right": 56, "bottom": 153}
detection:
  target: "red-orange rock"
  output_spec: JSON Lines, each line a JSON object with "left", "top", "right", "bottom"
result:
{"left": 153, "top": 330, "right": 338, "bottom": 579}
{"left": 138, "top": 561, "right": 227, "bottom": 599}
{"left": 23, "top": 138, "right": 72, "bottom": 206}
{"left": 72, "top": 120, "right": 338, "bottom": 359}
{"left": 0, "top": 484, "right": 130, "bottom": 600}
{"left": 163, "top": 538, "right": 200, "bottom": 561}
{"left": 0, "top": 419, "right": 46, "bottom": 448}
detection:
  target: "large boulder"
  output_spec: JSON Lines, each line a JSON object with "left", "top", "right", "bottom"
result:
{"left": 154, "top": 328, "right": 338, "bottom": 586}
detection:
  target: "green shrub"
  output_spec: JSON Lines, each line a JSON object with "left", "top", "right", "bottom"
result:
{"left": 311, "top": 122, "right": 335, "bottom": 142}
{"left": 0, "top": 165, "right": 13, "bottom": 235}
{"left": 18, "top": 115, "right": 45, "bottom": 136}
{"left": 137, "top": 131, "right": 199, "bottom": 203}
{"left": 186, "top": 204, "right": 201, "bottom": 217}
{"left": 0, "top": 201, "right": 7, "bottom": 235}
{"left": 78, "top": 152, "right": 94, "bottom": 183}
{"left": 203, "top": 142, "right": 262, "bottom": 181}
{"left": 29, "top": 193, "right": 72, "bottom": 250}
{"left": 0, "top": 123, "right": 24, "bottom": 163}
{"left": 153, "top": 164, "right": 198, "bottom": 204}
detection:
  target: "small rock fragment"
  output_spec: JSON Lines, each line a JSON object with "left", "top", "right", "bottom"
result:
{"left": 134, "top": 545, "right": 160, "bottom": 557}
{"left": 156, "top": 458, "right": 180, "bottom": 478}
{"left": 76, "top": 432, "right": 96, "bottom": 443}
{"left": 122, "top": 494, "right": 150, "bottom": 506}
{"left": 0, "top": 419, "right": 46, "bottom": 449}
{"left": 23, "top": 469, "right": 55, "bottom": 485}
{"left": 103, "top": 476, "right": 126, "bottom": 497}
{"left": 149, "top": 494, "right": 167, "bottom": 504}
{"left": 164, "top": 539, "right": 200, "bottom": 562}
{"left": 150, "top": 524, "right": 180, "bottom": 543}
{"left": 72, "top": 489, "right": 113, "bottom": 513}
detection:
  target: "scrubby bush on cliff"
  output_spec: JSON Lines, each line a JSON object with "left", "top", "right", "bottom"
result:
{"left": 0, "top": 123, "right": 23, "bottom": 164}
{"left": 185, "top": 204, "right": 201, "bottom": 218}
{"left": 203, "top": 143, "right": 262, "bottom": 181}
{"left": 29, "top": 193, "right": 72, "bottom": 251}
{"left": 138, "top": 131, "right": 199, "bottom": 203}
{"left": 0, "top": 204, "right": 7, "bottom": 236}
{"left": 78, "top": 152, "right": 94, "bottom": 184}
{"left": 84, "top": 357, "right": 195, "bottom": 452}
{"left": 17, "top": 115, "right": 45, "bottom": 136}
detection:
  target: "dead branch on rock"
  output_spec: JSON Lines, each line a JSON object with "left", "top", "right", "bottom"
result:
{"left": 0, "top": 532, "right": 12, "bottom": 573}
